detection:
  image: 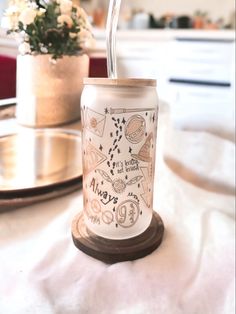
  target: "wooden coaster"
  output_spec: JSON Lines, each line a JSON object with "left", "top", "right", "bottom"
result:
{"left": 71, "top": 212, "right": 164, "bottom": 264}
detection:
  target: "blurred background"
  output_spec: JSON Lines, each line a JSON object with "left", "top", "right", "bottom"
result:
{"left": 1, "top": 0, "right": 235, "bottom": 32}
{"left": 0, "top": 0, "right": 235, "bottom": 139}
{"left": 80, "top": 0, "right": 235, "bottom": 30}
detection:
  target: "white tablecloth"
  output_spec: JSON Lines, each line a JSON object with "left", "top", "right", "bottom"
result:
{"left": 0, "top": 105, "right": 235, "bottom": 314}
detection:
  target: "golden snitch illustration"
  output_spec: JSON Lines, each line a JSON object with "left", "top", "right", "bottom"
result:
{"left": 97, "top": 169, "right": 143, "bottom": 194}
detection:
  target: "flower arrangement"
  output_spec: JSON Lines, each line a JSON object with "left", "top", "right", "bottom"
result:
{"left": 5, "top": 0, "right": 93, "bottom": 59}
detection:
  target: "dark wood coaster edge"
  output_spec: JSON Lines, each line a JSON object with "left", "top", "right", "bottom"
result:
{"left": 72, "top": 211, "right": 164, "bottom": 264}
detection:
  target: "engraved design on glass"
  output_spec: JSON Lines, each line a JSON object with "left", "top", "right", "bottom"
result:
{"left": 109, "top": 107, "right": 154, "bottom": 115}
{"left": 83, "top": 141, "right": 107, "bottom": 175}
{"left": 97, "top": 169, "right": 143, "bottom": 194}
{"left": 116, "top": 200, "right": 140, "bottom": 228}
{"left": 131, "top": 133, "right": 153, "bottom": 162}
{"left": 140, "top": 167, "right": 153, "bottom": 208}
{"left": 82, "top": 104, "right": 157, "bottom": 239}
{"left": 125, "top": 115, "right": 146, "bottom": 144}
{"left": 85, "top": 108, "right": 106, "bottom": 137}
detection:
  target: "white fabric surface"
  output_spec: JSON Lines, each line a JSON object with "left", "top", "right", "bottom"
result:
{"left": 0, "top": 108, "right": 235, "bottom": 314}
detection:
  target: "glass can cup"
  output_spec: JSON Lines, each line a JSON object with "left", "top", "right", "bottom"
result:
{"left": 81, "top": 78, "right": 159, "bottom": 240}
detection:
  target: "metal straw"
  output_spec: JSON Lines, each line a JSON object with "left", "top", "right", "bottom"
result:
{"left": 106, "top": 0, "right": 121, "bottom": 78}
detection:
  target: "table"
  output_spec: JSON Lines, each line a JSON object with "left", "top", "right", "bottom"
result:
{"left": 0, "top": 102, "right": 235, "bottom": 314}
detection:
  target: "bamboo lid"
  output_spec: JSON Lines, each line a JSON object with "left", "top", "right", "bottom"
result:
{"left": 83, "top": 78, "right": 156, "bottom": 87}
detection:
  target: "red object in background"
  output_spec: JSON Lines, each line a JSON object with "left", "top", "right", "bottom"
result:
{"left": 0, "top": 55, "right": 107, "bottom": 100}
{"left": 89, "top": 57, "right": 107, "bottom": 78}
{"left": 0, "top": 55, "right": 16, "bottom": 99}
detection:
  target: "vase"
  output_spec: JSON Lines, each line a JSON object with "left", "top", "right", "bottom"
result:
{"left": 16, "top": 54, "right": 89, "bottom": 127}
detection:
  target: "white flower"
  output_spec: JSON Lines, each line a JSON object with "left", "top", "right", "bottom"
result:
{"left": 29, "top": 2, "right": 38, "bottom": 10}
{"left": 40, "top": 46, "right": 48, "bottom": 53}
{"left": 5, "top": 0, "right": 93, "bottom": 58}
{"left": 69, "top": 32, "right": 77, "bottom": 39}
{"left": 4, "top": 5, "right": 21, "bottom": 29}
{"left": 59, "top": 0, "right": 72, "bottom": 16}
{"left": 6, "top": 1, "right": 28, "bottom": 14}
{"left": 22, "top": 33, "right": 29, "bottom": 41}
{"left": 75, "top": 6, "right": 87, "bottom": 19}
{"left": 78, "top": 29, "right": 95, "bottom": 50}
{"left": 19, "top": 42, "right": 31, "bottom": 54}
{"left": 57, "top": 14, "right": 73, "bottom": 28}
{"left": 5, "top": 5, "right": 20, "bottom": 16}
{"left": 37, "top": 8, "right": 46, "bottom": 16}
{"left": 19, "top": 8, "right": 37, "bottom": 26}
{"left": 4, "top": 15, "right": 18, "bottom": 30}
{"left": 79, "top": 29, "right": 92, "bottom": 41}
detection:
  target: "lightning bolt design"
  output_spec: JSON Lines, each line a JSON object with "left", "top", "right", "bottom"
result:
{"left": 140, "top": 167, "right": 152, "bottom": 208}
